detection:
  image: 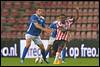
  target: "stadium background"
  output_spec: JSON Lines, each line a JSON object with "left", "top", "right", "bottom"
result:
{"left": 1, "top": 1, "right": 99, "bottom": 66}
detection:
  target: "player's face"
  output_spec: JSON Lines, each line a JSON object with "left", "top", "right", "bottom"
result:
{"left": 61, "top": 16, "right": 66, "bottom": 24}
{"left": 36, "top": 9, "right": 44, "bottom": 16}
{"left": 56, "top": 16, "right": 61, "bottom": 21}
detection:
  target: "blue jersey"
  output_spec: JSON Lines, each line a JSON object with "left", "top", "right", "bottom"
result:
{"left": 49, "top": 21, "right": 57, "bottom": 37}
{"left": 26, "top": 14, "right": 45, "bottom": 36}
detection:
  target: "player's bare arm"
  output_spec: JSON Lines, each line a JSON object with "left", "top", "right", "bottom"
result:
{"left": 34, "top": 22, "right": 52, "bottom": 34}
{"left": 34, "top": 22, "right": 45, "bottom": 31}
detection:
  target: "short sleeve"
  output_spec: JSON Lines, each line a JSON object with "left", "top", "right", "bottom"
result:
{"left": 30, "top": 15, "right": 38, "bottom": 23}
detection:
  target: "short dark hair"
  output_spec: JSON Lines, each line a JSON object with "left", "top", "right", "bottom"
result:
{"left": 57, "top": 14, "right": 66, "bottom": 19}
{"left": 57, "top": 14, "right": 66, "bottom": 17}
{"left": 60, "top": 14, "right": 66, "bottom": 17}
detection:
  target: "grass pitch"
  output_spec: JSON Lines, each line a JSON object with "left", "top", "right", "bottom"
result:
{"left": 1, "top": 57, "right": 99, "bottom": 66}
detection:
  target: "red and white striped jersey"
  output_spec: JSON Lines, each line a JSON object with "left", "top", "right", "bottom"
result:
{"left": 56, "top": 18, "right": 74, "bottom": 40}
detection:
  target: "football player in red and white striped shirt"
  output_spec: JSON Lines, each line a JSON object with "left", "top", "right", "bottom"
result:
{"left": 53, "top": 7, "right": 79, "bottom": 64}
{"left": 56, "top": 17, "right": 73, "bottom": 40}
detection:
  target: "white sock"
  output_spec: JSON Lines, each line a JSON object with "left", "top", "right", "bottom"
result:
{"left": 54, "top": 52, "right": 60, "bottom": 62}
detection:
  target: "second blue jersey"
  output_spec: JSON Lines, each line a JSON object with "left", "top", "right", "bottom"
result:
{"left": 49, "top": 21, "right": 57, "bottom": 38}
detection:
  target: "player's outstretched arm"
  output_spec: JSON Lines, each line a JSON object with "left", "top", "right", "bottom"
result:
{"left": 34, "top": 22, "right": 52, "bottom": 34}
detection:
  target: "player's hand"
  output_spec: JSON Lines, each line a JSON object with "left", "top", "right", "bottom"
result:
{"left": 44, "top": 28, "right": 52, "bottom": 34}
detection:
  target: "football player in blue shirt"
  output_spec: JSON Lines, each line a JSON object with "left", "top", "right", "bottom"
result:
{"left": 20, "top": 9, "right": 51, "bottom": 64}
{"left": 45, "top": 16, "right": 64, "bottom": 63}
{"left": 45, "top": 20, "right": 58, "bottom": 57}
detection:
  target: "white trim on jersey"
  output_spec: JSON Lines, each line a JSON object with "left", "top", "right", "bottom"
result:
{"left": 27, "top": 22, "right": 33, "bottom": 32}
{"left": 34, "top": 14, "right": 45, "bottom": 20}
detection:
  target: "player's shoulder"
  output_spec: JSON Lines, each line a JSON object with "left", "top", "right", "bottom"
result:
{"left": 40, "top": 16, "right": 45, "bottom": 20}
{"left": 32, "top": 14, "right": 45, "bottom": 19}
{"left": 30, "top": 14, "right": 38, "bottom": 19}
{"left": 32, "top": 14, "right": 38, "bottom": 17}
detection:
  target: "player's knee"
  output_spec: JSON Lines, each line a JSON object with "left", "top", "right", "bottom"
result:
{"left": 25, "top": 43, "right": 31, "bottom": 48}
{"left": 58, "top": 46, "right": 63, "bottom": 52}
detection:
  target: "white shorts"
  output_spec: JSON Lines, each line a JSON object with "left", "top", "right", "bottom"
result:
{"left": 25, "top": 34, "right": 43, "bottom": 45}
{"left": 48, "top": 36, "right": 56, "bottom": 45}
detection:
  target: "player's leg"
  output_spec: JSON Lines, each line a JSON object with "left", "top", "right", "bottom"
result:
{"left": 53, "top": 40, "right": 65, "bottom": 64}
{"left": 61, "top": 46, "right": 66, "bottom": 63}
{"left": 52, "top": 40, "right": 59, "bottom": 56}
{"left": 34, "top": 36, "right": 49, "bottom": 64}
{"left": 54, "top": 46, "right": 63, "bottom": 62}
{"left": 61, "top": 32, "right": 70, "bottom": 63}
{"left": 49, "top": 40, "right": 58, "bottom": 57}
{"left": 45, "top": 44, "right": 52, "bottom": 63}
{"left": 61, "top": 41, "right": 68, "bottom": 63}
{"left": 45, "top": 36, "right": 55, "bottom": 58}
{"left": 20, "top": 34, "right": 32, "bottom": 64}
